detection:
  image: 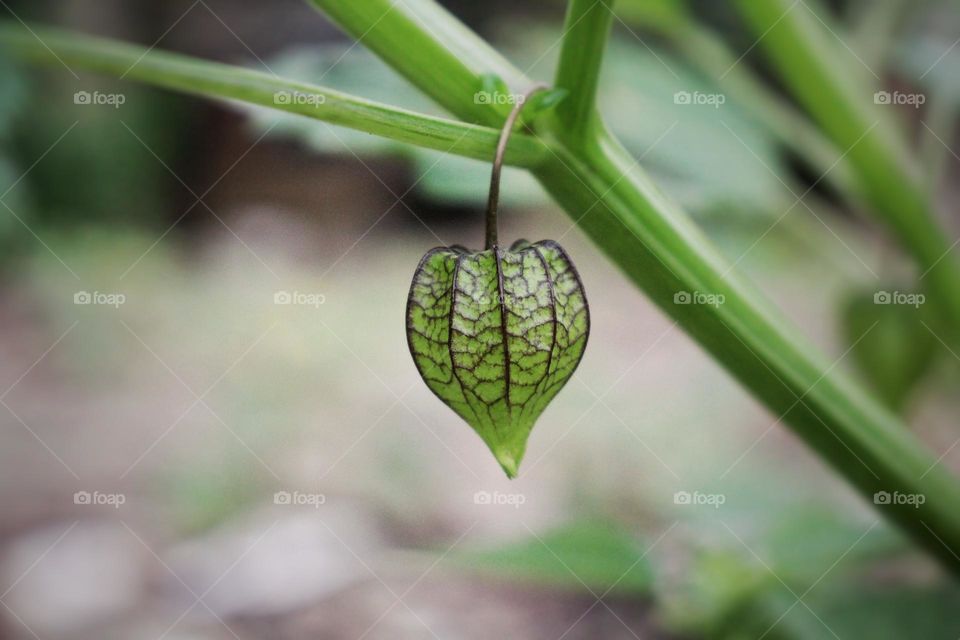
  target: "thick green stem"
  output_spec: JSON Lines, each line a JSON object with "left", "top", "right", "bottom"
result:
{"left": 732, "top": 0, "right": 960, "bottom": 344}
{"left": 551, "top": 0, "right": 615, "bottom": 145}
{"left": 537, "top": 129, "right": 960, "bottom": 574}
{"left": 0, "top": 24, "right": 549, "bottom": 168}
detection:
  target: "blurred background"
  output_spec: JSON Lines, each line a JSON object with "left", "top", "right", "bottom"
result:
{"left": 0, "top": 0, "right": 959, "bottom": 638}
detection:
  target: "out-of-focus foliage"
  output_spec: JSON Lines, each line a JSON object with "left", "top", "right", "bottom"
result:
{"left": 14, "top": 85, "right": 181, "bottom": 225}
{"left": 842, "top": 287, "right": 940, "bottom": 412}
{"left": 896, "top": 6, "right": 960, "bottom": 105}
{"left": 3, "top": 63, "right": 193, "bottom": 256}
{"left": 662, "top": 503, "right": 944, "bottom": 639}
{"left": 0, "top": 55, "right": 29, "bottom": 252}
{"left": 457, "top": 520, "right": 653, "bottom": 595}
{"left": 706, "top": 580, "right": 960, "bottom": 640}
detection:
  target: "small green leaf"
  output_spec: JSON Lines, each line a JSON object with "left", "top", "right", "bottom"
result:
{"left": 473, "top": 73, "right": 511, "bottom": 105}
{"left": 520, "top": 88, "right": 569, "bottom": 121}
{"left": 406, "top": 239, "right": 589, "bottom": 477}
{"left": 478, "top": 72, "right": 509, "bottom": 100}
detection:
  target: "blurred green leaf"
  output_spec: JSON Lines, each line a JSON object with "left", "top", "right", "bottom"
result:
{"left": 764, "top": 510, "right": 898, "bottom": 575}
{"left": 9, "top": 79, "right": 187, "bottom": 230}
{"left": 458, "top": 520, "right": 653, "bottom": 596}
{"left": 0, "top": 56, "right": 30, "bottom": 256}
{"left": 0, "top": 55, "right": 27, "bottom": 135}
{"left": 715, "top": 580, "right": 960, "bottom": 640}
{"left": 842, "top": 287, "right": 939, "bottom": 412}
{"left": 662, "top": 500, "right": 908, "bottom": 636}
{"left": 811, "top": 584, "right": 960, "bottom": 639}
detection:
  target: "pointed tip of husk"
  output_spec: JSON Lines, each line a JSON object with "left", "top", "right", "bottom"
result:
{"left": 496, "top": 452, "right": 520, "bottom": 479}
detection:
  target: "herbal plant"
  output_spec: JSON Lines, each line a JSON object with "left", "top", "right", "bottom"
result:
{"left": 407, "top": 86, "right": 590, "bottom": 478}
{"left": 3, "top": 0, "right": 960, "bottom": 575}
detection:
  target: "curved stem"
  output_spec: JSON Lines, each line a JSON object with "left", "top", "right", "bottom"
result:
{"left": 485, "top": 84, "right": 548, "bottom": 250}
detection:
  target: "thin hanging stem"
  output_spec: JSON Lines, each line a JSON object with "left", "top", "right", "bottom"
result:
{"left": 485, "top": 83, "right": 548, "bottom": 250}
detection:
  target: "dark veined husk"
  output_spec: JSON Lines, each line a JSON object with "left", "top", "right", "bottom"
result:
{"left": 406, "top": 239, "right": 589, "bottom": 477}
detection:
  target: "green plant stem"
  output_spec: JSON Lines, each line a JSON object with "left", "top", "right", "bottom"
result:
{"left": 6, "top": 7, "right": 960, "bottom": 575}
{"left": 732, "top": 0, "right": 960, "bottom": 345}
{"left": 537, "top": 128, "right": 960, "bottom": 568}
{"left": 0, "top": 24, "right": 549, "bottom": 168}
{"left": 551, "top": 0, "right": 614, "bottom": 145}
